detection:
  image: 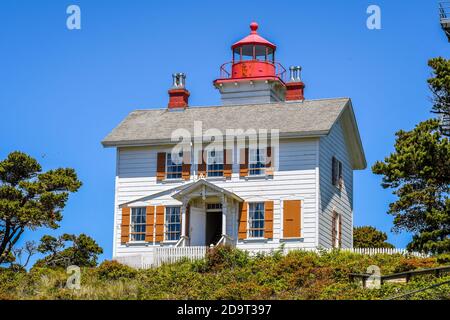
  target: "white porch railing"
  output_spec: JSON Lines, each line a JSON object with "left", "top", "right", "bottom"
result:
{"left": 115, "top": 247, "right": 429, "bottom": 269}
{"left": 216, "top": 234, "right": 234, "bottom": 246}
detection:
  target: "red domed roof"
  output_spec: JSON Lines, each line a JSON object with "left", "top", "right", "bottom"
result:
{"left": 231, "top": 22, "right": 276, "bottom": 50}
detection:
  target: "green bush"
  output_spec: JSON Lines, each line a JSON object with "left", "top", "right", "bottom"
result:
{"left": 1, "top": 248, "right": 448, "bottom": 300}
{"left": 96, "top": 260, "right": 138, "bottom": 280}
{"left": 204, "top": 245, "right": 250, "bottom": 272}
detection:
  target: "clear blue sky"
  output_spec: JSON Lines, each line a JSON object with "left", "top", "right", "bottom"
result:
{"left": 0, "top": 0, "right": 448, "bottom": 264}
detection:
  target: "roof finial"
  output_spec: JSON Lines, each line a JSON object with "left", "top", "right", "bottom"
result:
{"left": 250, "top": 22, "right": 258, "bottom": 34}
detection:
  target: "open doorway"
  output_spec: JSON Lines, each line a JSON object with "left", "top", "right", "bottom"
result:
{"left": 205, "top": 212, "right": 222, "bottom": 246}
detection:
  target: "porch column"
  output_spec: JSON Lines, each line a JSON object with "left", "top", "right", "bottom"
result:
{"left": 181, "top": 198, "right": 188, "bottom": 246}
{"left": 221, "top": 195, "right": 227, "bottom": 237}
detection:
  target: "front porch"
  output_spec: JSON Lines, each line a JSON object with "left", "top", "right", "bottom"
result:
{"left": 172, "top": 179, "right": 243, "bottom": 248}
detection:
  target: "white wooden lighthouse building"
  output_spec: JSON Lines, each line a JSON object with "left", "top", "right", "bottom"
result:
{"left": 102, "top": 23, "right": 366, "bottom": 265}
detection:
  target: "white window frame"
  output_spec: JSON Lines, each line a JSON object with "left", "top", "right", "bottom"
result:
{"left": 164, "top": 206, "right": 181, "bottom": 242}
{"left": 130, "top": 207, "right": 146, "bottom": 242}
{"left": 166, "top": 151, "right": 183, "bottom": 180}
{"left": 206, "top": 149, "right": 224, "bottom": 177}
{"left": 248, "top": 148, "right": 266, "bottom": 176}
{"left": 248, "top": 202, "right": 265, "bottom": 239}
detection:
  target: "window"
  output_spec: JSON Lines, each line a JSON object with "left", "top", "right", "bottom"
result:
{"left": 332, "top": 157, "right": 343, "bottom": 189}
{"left": 249, "top": 149, "right": 266, "bottom": 176}
{"left": 130, "top": 207, "right": 146, "bottom": 242}
{"left": 166, "top": 151, "right": 183, "bottom": 179}
{"left": 165, "top": 206, "right": 181, "bottom": 241}
{"left": 206, "top": 203, "right": 222, "bottom": 211}
{"left": 332, "top": 211, "right": 341, "bottom": 248}
{"left": 248, "top": 202, "right": 265, "bottom": 238}
{"left": 207, "top": 150, "right": 224, "bottom": 177}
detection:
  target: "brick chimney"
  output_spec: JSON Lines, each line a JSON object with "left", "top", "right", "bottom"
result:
{"left": 168, "top": 73, "right": 190, "bottom": 109}
{"left": 285, "top": 66, "right": 305, "bottom": 101}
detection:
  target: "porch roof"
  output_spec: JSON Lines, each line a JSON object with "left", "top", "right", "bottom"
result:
{"left": 172, "top": 179, "right": 244, "bottom": 202}
{"left": 119, "top": 179, "right": 243, "bottom": 207}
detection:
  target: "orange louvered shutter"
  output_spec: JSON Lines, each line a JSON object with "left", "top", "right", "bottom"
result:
{"left": 121, "top": 207, "right": 131, "bottom": 244}
{"left": 266, "top": 147, "right": 273, "bottom": 176}
{"left": 238, "top": 202, "right": 248, "bottom": 240}
{"left": 283, "top": 200, "right": 301, "bottom": 238}
{"left": 264, "top": 201, "right": 274, "bottom": 239}
{"left": 155, "top": 206, "right": 165, "bottom": 242}
{"left": 145, "top": 206, "right": 155, "bottom": 242}
{"left": 239, "top": 148, "right": 249, "bottom": 177}
{"left": 182, "top": 151, "right": 191, "bottom": 181}
{"left": 156, "top": 152, "right": 166, "bottom": 182}
{"left": 197, "top": 150, "right": 206, "bottom": 177}
{"left": 224, "top": 149, "right": 232, "bottom": 179}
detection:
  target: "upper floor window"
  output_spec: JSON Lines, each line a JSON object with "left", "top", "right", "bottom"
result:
{"left": 165, "top": 206, "right": 181, "bottom": 241}
{"left": 207, "top": 150, "right": 224, "bottom": 177}
{"left": 249, "top": 148, "right": 266, "bottom": 176}
{"left": 248, "top": 202, "right": 265, "bottom": 238}
{"left": 166, "top": 152, "right": 183, "bottom": 179}
{"left": 130, "top": 207, "right": 146, "bottom": 242}
{"left": 332, "top": 156, "right": 343, "bottom": 189}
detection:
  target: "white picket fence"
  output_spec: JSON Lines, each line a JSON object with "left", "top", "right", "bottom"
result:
{"left": 240, "top": 247, "right": 428, "bottom": 258}
{"left": 114, "top": 246, "right": 428, "bottom": 269}
{"left": 114, "top": 254, "right": 154, "bottom": 269}
{"left": 153, "top": 246, "right": 208, "bottom": 267}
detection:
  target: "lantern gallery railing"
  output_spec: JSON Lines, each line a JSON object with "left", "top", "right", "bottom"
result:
{"left": 219, "top": 61, "right": 287, "bottom": 82}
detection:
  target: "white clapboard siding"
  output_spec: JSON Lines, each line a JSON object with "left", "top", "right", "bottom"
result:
{"left": 114, "top": 138, "right": 321, "bottom": 256}
{"left": 318, "top": 120, "right": 354, "bottom": 248}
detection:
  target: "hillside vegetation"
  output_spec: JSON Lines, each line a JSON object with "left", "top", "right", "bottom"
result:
{"left": 1, "top": 247, "right": 449, "bottom": 300}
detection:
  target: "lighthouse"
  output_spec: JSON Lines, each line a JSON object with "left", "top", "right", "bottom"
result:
{"left": 214, "top": 22, "right": 305, "bottom": 106}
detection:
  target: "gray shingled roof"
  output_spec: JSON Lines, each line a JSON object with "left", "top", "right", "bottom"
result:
{"left": 102, "top": 98, "right": 350, "bottom": 147}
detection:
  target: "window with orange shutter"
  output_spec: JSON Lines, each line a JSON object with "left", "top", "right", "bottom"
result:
{"left": 248, "top": 202, "right": 265, "bottom": 238}
{"left": 130, "top": 207, "right": 146, "bottom": 242}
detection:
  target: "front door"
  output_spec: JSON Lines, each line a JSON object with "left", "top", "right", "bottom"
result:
{"left": 205, "top": 213, "right": 222, "bottom": 246}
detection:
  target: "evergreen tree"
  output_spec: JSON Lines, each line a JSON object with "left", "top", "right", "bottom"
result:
{"left": 428, "top": 57, "right": 450, "bottom": 136}
{"left": 35, "top": 233, "right": 103, "bottom": 268}
{"left": 372, "top": 119, "right": 450, "bottom": 253}
{"left": 0, "top": 151, "right": 81, "bottom": 264}
{"left": 353, "top": 226, "right": 394, "bottom": 248}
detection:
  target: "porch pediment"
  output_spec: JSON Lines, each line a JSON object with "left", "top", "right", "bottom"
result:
{"left": 172, "top": 179, "right": 243, "bottom": 203}
{"left": 120, "top": 179, "right": 243, "bottom": 208}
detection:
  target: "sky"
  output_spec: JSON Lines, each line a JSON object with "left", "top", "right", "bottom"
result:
{"left": 0, "top": 0, "right": 448, "bottom": 265}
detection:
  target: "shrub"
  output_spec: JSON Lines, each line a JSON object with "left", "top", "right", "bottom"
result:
{"left": 96, "top": 260, "right": 137, "bottom": 280}
{"left": 204, "top": 245, "right": 249, "bottom": 272}
{"left": 393, "top": 257, "right": 437, "bottom": 273}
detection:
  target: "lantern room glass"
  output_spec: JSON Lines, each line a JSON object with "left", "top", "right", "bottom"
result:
{"left": 232, "top": 45, "right": 275, "bottom": 63}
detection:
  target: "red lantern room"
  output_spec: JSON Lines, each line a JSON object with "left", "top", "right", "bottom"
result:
{"left": 230, "top": 22, "right": 279, "bottom": 79}
{"left": 215, "top": 22, "right": 285, "bottom": 82}
{"left": 213, "top": 22, "right": 305, "bottom": 106}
